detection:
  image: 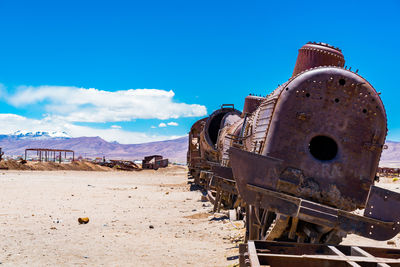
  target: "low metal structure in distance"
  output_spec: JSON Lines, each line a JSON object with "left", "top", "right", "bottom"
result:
{"left": 99, "top": 160, "right": 140, "bottom": 171}
{"left": 240, "top": 240, "right": 400, "bottom": 267}
{"left": 378, "top": 167, "right": 400, "bottom": 178}
{"left": 142, "top": 155, "right": 168, "bottom": 170}
{"left": 25, "top": 148, "right": 75, "bottom": 163}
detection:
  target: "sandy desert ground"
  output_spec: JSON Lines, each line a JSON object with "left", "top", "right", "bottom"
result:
{"left": 0, "top": 167, "right": 399, "bottom": 266}
{"left": 0, "top": 167, "right": 243, "bottom": 266}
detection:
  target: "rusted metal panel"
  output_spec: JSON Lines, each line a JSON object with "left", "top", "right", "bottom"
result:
{"left": 200, "top": 106, "right": 241, "bottom": 163}
{"left": 100, "top": 160, "right": 140, "bottom": 171}
{"left": 262, "top": 67, "right": 387, "bottom": 211}
{"left": 142, "top": 155, "right": 168, "bottom": 169}
{"left": 199, "top": 170, "right": 213, "bottom": 188}
{"left": 217, "top": 119, "right": 243, "bottom": 165}
{"left": 187, "top": 117, "right": 207, "bottom": 172}
{"left": 188, "top": 41, "right": 397, "bottom": 245}
{"left": 251, "top": 98, "right": 276, "bottom": 153}
{"left": 243, "top": 95, "right": 265, "bottom": 115}
{"left": 211, "top": 165, "right": 234, "bottom": 181}
{"left": 229, "top": 147, "right": 283, "bottom": 204}
{"left": 292, "top": 42, "right": 345, "bottom": 76}
{"left": 241, "top": 241, "right": 400, "bottom": 267}
{"left": 230, "top": 145, "right": 400, "bottom": 240}
{"left": 247, "top": 241, "right": 261, "bottom": 267}
{"left": 363, "top": 186, "right": 400, "bottom": 240}
{"left": 210, "top": 173, "right": 238, "bottom": 212}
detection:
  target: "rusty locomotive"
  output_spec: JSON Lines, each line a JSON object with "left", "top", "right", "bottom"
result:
{"left": 187, "top": 42, "right": 400, "bottom": 244}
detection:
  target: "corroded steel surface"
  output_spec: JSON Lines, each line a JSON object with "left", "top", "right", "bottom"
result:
{"left": 242, "top": 95, "right": 265, "bottom": 115}
{"left": 230, "top": 146, "right": 400, "bottom": 241}
{"left": 100, "top": 160, "right": 140, "bottom": 171}
{"left": 240, "top": 241, "right": 400, "bottom": 267}
{"left": 261, "top": 67, "right": 387, "bottom": 210}
{"left": 292, "top": 42, "right": 345, "bottom": 76}
{"left": 200, "top": 106, "right": 241, "bottom": 163}
{"left": 187, "top": 117, "right": 207, "bottom": 167}
{"left": 142, "top": 155, "right": 168, "bottom": 169}
{"left": 187, "top": 41, "right": 397, "bottom": 245}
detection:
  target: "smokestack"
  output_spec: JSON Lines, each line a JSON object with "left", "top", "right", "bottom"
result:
{"left": 242, "top": 94, "right": 264, "bottom": 116}
{"left": 292, "top": 42, "right": 345, "bottom": 77}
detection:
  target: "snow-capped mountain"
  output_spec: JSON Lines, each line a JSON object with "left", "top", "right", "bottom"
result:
{"left": 10, "top": 130, "right": 71, "bottom": 140}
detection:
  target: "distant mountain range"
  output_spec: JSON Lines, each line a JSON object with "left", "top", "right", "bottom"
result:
{"left": 0, "top": 132, "right": 188, "bottom": 163}
{"left": 0, "top": 131, "right": 398, "bottom": 166}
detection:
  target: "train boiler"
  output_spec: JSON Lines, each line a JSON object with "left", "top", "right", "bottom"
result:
{"left": 188, "top": 42, "right": 400, "bottom": 244}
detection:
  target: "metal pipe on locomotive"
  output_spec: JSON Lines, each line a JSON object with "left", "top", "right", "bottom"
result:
{"left": 188, "top": 42, "right": 400, "bottom": 244}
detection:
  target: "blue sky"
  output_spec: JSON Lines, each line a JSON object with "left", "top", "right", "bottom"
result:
{"left": 0, "top": 0, "right": 399, "bottom": 143}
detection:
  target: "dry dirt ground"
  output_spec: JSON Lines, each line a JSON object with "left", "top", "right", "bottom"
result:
{"left": 1, "top": 167, "right": 399, "bottom": 266}
{"left": 0, "top": 167, "right": 243, "bottom": 266}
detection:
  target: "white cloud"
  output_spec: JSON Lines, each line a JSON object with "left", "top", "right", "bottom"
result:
{"left": 0, "top": 84, "right": 203, "bottom": 143}
{"left": 0, "top": 114, "right": 182, "bottom": 144}
{"left": 7, "top": 86, "right": 207, "bottom": 122}
{"left": 167, "top": 122, "right": 179, "bottom": 126}
{"left": 150, "top": 126, "right": 156, "bottom": 129}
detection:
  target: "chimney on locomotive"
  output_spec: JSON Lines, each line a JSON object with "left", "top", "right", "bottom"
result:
{"left": 292, "top": 42, "right": 345, "bottom": 77}
{"left": 242, "top": 94, "right": 264, "bottom": 116}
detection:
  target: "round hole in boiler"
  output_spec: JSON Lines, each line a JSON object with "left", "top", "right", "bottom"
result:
{"left": 306, "top": 93, "right": 310, "bottom": 97}
{"left": 363, "top": 109, "right": 367, "bottom": 113}
{"left": 339, "top": 79, "right": 346, "bottom": 86}
{"left": 309, "top": 136, "right": 338, "bottom": 161}
{"left": 334, "top": 98, "right": 340, "bottom": 103}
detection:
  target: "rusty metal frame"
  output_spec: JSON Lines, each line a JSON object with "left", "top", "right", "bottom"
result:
{"left": 240, "top": 241, "right": 400, "bottom": 267}
{"left": 211, "top": 175, "right": 238, "bottom": 212}
{"left": 99, "top": 160, "right": 140, "bottom": 171}
{"left": 230, "top": 146, "right": 400, "bottom": 241}
{"left": 208, "top": 165, "right": 238, "bottom": 212}
{"left": 142, "top": 155, "right": 168, "bottom": 169}
{"left": 188, "top": 42, "right": 397, "bottom": 246}
{"left": 25, "top": 148, "right": 75, "bottom": 163}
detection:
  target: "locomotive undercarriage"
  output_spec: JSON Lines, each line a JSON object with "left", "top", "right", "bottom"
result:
{"left": 246, "top": 206, "right": 344, "bottom": 245}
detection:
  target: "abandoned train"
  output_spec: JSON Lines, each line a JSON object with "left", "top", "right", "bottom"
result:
{"left": 187, "top": 42, "right": 400, "bottom": 244}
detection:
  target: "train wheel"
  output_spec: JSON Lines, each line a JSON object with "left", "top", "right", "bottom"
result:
{"left": 246, "top": 205, "right": 277, "bottom": 241}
